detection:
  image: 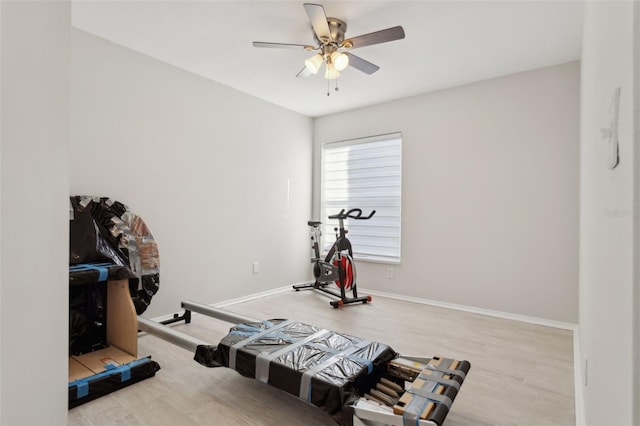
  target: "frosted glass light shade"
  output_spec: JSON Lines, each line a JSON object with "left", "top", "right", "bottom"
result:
{"left": 304, "top": 53, "right": 323, "bottom": 74}
{"left": 324, "top": 62, "right": 340, "bottom": 80}
{"left": 331, "top": 52, "right": 349, "bottom": 71}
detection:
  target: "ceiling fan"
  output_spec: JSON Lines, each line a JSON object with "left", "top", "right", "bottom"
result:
{"left": 253, "top": 3, "right": 405, "bottom": 89}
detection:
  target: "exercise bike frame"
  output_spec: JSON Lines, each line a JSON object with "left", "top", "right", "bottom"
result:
{"left": 293, "top": 208, "right": 374, "bottom": 308}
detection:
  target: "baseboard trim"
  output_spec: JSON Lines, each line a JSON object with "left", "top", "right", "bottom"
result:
{"left": 177, "top": 285, "right": 578, "bottom": 330}
{"left": 211, "top": 284, "right": 294, "bottom": 308}
{"left": 153, "top": 285, "right": 576, "bottom": 330}
{"left": 149, "top": 284, "right": 301, "bottom": 323}
{"left": 361, "top": 288, "right": 577, "bottom": 331}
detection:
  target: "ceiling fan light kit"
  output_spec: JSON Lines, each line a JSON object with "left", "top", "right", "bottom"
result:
{"left": 253, "top": 3, "right": 405, "bottom": 94}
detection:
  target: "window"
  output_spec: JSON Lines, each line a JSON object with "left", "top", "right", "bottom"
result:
{"left": 321, "top": 132, "right": 402, "bottom": 263}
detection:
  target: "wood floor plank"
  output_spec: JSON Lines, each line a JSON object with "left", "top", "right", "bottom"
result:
{"left": 69, "top": 290, "right": 575, "bottom": 425}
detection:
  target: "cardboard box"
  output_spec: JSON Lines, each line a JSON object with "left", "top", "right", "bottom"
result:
{"left": 69, "top": 278, "right": 138, "bottom": 381}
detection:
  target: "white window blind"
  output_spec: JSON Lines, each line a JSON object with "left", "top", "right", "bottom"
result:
{"left": 321, "top": 133, "right": 402, "bottom": 263}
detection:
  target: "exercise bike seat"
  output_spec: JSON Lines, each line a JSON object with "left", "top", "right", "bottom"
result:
{"left": 307, "top": 220, "right": 322, "bottom": 227}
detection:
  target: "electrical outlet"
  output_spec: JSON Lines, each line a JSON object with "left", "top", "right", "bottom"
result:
{"left": 253, "top": 262, "right": 259, "bottom": 274}
{"left": 387, "top": 268, "right": 394, "bottom": 279}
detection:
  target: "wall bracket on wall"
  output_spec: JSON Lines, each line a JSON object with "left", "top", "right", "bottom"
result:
{"left": 600, "top": 87, "right": 621, "bottom": 170}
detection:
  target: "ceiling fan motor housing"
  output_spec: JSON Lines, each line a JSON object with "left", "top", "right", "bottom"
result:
{"left": 314, "top": 18, "right": 347, "bottom": 48}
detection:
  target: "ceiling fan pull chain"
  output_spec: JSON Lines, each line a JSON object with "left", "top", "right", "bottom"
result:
{"left": 327, "top": 78, "right": 330, "bottom": 96}
{"left": 335, "top": 78, "right": 339, "bottom": 92}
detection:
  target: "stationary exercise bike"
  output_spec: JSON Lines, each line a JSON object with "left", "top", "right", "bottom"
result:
{"left": 293, "top": 208, "right": 375, "bottom": 308}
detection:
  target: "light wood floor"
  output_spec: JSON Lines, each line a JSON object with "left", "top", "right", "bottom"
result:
{"left": 69, "top": 290, "right": 576, "bottom": 426}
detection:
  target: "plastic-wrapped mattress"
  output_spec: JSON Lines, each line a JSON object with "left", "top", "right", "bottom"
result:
{"left": 195, "top": 319, "right": 397, "bottom": 423}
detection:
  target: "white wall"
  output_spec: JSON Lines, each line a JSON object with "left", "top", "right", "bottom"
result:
{"left": 0, "top": 1, "right": 70, "bottom": 424}
{"left": 579, "top": 2, "right": 636, "bottom": 425}
{"left": 71, "top": 30, "right": 312, "bottom": 318}
{"left": 314, "top": 62, "right": 580, "bottom": 323}
{"left": 635, "top": 3, "right": 640, "bottom": 423}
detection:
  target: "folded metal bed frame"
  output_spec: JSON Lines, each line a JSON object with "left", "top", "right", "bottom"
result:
{"left": 139, "top": 301, "right": 470, "bottom": 426}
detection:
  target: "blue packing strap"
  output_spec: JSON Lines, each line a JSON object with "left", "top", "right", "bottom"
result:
{"left": 68, "top": 357, "right": 151, "bottom": 399}
{"left": 121, "top": 365, "right": 131, "bottom": 381}
{"left": 75, "top": 381, "right": 89, "bottom": 399}
{"left": 69, "top": 263, "right": 116, "bottom": 282}
{"left": 69, "top": 262, "right": 114, "bottom": 271}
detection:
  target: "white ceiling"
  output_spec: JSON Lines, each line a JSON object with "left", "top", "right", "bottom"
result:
{"left": 72, "top": 1, "right": 584, "bottom": 118}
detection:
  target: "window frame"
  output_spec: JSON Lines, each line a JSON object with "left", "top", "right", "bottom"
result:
{"left": 320, "top": 132, "right": 402, "bottom": 264}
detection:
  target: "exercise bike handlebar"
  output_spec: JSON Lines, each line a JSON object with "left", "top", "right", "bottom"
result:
{"left": 328, "top": 208, "right": 376, "bottom": 220}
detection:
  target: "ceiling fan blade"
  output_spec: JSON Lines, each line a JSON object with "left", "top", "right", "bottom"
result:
{"left": 253, "top": 41, "right": 314, "bottom": 50}
{"left": 303, "top": 3, "right": 331, "bottom": 42}
{"left": 345, "top": 53, "right": 380, "bottom": 75}
{"left": 296, "top": 66, "right": 313, "bottom": 78}
{"left": 343, "top": 26, "right": 405, "bottom": 49}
